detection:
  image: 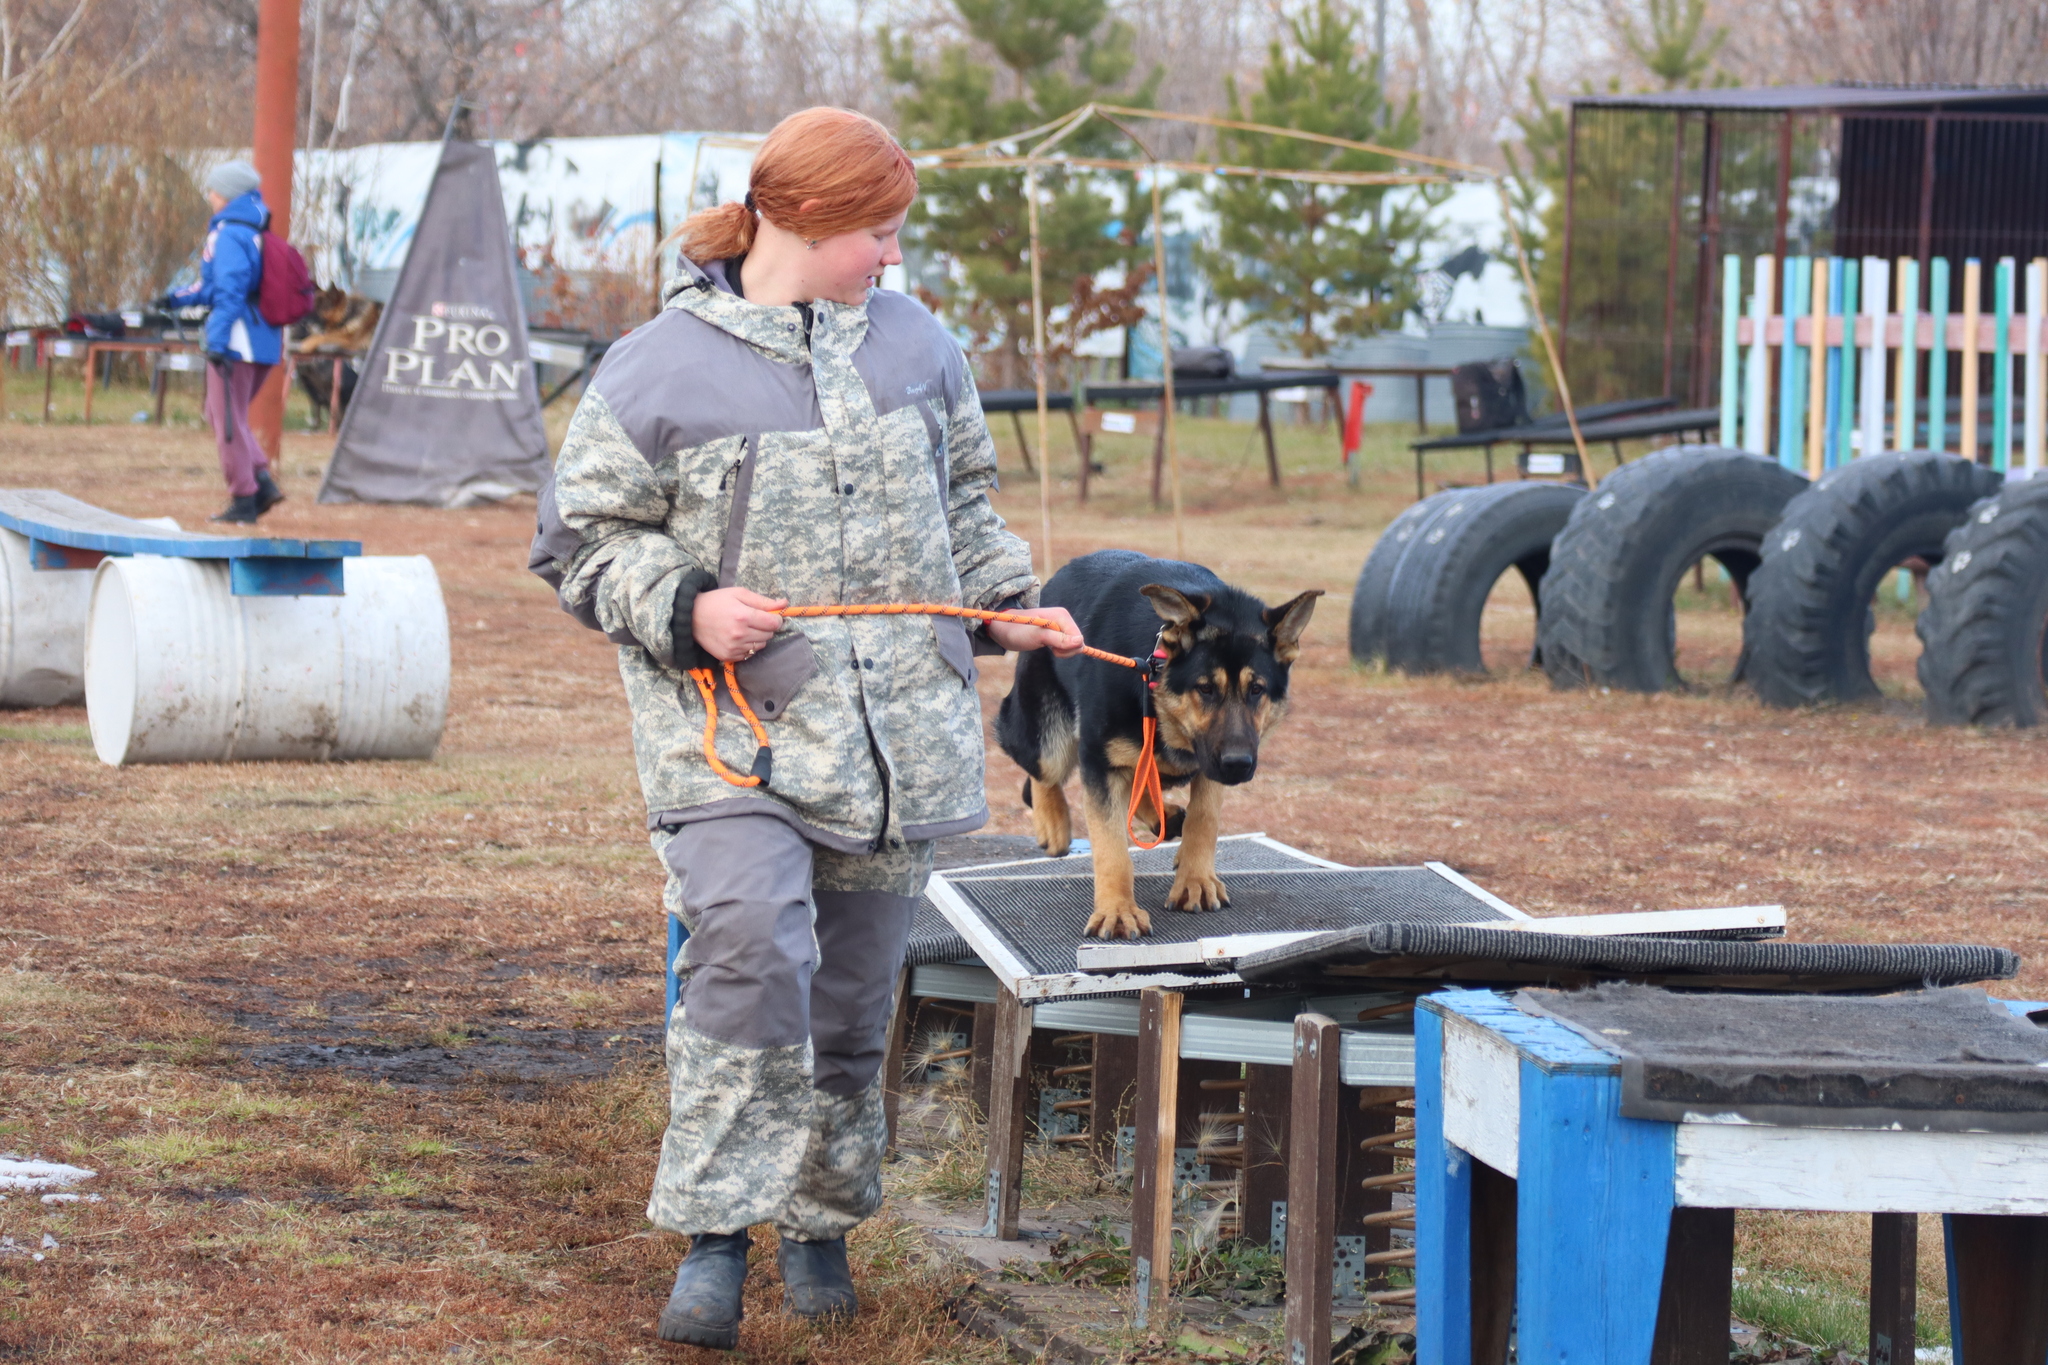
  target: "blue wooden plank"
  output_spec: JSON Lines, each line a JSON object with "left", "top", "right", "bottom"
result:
{"left": 1516, "top": 1057, "right": 1677, "bottom": 1365}
{"left": 1414, "top": 1006, "right": 1474, "bottom": 1365}
{"left": 0, "top": 492, "right": 360, "bottom": 560}
{"left": 1423, "top": 989, "right": 1616, "bottom": 1074}
{"left": 229, "top": 557, "right": 345, "bottom": 597}
{"left": 28, "top": 539, "right": 107, "bottom": 570}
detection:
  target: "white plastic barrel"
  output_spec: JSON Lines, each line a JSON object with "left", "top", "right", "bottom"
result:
{"left": 0, "top": 527, "right": 93, "bottom": 706}
{"left": 83, "top": 555, "right": 450, "bottom": 764}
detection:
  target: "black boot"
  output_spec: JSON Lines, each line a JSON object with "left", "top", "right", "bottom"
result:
{"left": 209, "top": 493, "right": 262, "bottom": 525}
{"left": 656, "top": 1229, "right": 750, "bottom": 1348}
{"left": 253, "top": 467, "right": 286, "bottom": 513}
{"left": 777, "top": 1235, "right": 857, "bottom": 1320}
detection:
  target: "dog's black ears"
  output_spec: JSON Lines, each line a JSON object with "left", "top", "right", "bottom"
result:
{"left": 1262, "top": 590, "right": 1324, "bottom": 664}
{"left": 1140, "top": 584, "right": 1211, "bottom": 645}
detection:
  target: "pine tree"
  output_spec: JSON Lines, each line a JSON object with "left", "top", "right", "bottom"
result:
{"left": 1193, "top": 0, "right": 1430, "bottom": 360}
{"left": 884, "top": 2, "right": 1159, "bottom": 387}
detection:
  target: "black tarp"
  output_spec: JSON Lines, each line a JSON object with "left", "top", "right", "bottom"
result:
{"left": 318, "top": 138, "right": 550, "bottom": 506}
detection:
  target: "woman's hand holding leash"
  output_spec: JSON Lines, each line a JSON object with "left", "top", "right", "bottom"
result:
{"left": 694, "top": 586, "right": 789, "bottom": 661}
{"left": 986, "top": 606, "right": 1084, "bottom": 657}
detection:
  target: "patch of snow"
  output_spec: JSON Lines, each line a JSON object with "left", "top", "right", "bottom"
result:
{"left": 0, "top": 1155, "right": 97, "bottom": 1193}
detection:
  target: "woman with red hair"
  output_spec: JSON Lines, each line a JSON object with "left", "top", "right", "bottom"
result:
{"left": 531, "top": 107, "right": 1080, "bottom": 1347}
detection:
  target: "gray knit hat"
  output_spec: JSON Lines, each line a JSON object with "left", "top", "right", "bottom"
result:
{"left": 204, "top": 160, "right": 263, "bottom": 201}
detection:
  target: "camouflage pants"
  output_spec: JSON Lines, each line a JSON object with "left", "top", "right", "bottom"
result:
{"left": 647, "top": 812, "right": 931, "bottom": 1240}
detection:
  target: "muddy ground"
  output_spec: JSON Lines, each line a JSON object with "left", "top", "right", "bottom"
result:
{"left": 1, "top": 410, "right": 2042, "bottom": 1361}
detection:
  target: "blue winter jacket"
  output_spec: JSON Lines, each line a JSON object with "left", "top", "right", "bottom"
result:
{"left": 169, "top": 191, "right": 283, "bottom": 365}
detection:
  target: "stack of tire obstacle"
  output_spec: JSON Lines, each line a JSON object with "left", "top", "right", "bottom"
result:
{"left": 1350, "top": 443, "right": 2048, "bottom": 725}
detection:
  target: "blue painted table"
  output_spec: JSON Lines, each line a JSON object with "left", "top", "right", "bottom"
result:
{"left": 0, "top": 489, "right": 361, "bottom": 595}
{"left": 1416, "top": 988, "right": 2048, "bottom": 1365}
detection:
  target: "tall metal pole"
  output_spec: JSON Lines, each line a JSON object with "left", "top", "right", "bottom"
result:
{"left": 1150, "top": 170, "right": 1182, "bottom": 559}
{"left": 250, "top": 0, "right": 300, "bottom": 461}
{"left": 1027, "top": 166, "right": 1053, "bottom": 583}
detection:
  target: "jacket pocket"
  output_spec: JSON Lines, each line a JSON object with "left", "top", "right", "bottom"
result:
{"left": 729, "top": 630, "right": 819, "bottom": 720}
{"left": 932, "top": 615, "right": 977, "bottom": 686}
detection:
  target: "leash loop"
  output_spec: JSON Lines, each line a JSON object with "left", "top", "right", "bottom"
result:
{"left": 1125, "top": 638, "right": 1171, "bottom": 849}
{"left": 687, "top": 603, "right": 1143, "bottom": 790}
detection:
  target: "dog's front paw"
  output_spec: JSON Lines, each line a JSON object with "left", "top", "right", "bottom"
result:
{"left": 1084, "top": 900, "right": 1152, "bottom": 939}
{"left": 1164, "top": 869, "right": 1229, "bottom": 913}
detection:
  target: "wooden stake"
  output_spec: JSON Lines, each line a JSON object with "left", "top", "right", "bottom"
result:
{"left": 1150, "top": 170, "right": 1183, "bottom": 558}
{"left": 1131, "top": 987, "right": 1183, "bottom": 1328}
{"left": 1496, "top": 179, "right": 1590, "bottom": 479}
{"left": 1026, "top": 165, "right": 1053, "bottom": 582}
{"left": 1283, "top": 1013, "right": 1341, "bottom": 1365}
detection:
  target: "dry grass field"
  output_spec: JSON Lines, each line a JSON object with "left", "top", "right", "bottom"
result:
{"left": 1, "top": 390, "right": 2040, "bottom": 1360}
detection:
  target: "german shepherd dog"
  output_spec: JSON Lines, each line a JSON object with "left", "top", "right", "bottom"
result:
{"left": 995, "top": 550, "right": 1321, "bottom": 939}
{"left": 291, "top": 287, "right": 382, "bottom": 428}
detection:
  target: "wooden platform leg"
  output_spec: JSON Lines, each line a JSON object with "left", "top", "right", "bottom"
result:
{"left": 1514, "top": 1064, "right": 1677, "bottom": 1364}
{"left": 1007, "top": 410, "right": 1036, "bottom": 474}
{"left": 969, "top": 1000, "right": 996, "bottom": 1119}
{"left": 980, "top": 986, "right": 1031, "bottom": 1240}
{"left": 1945, "top": 1213, "right": 2048, "bottom": 1365}
{"left": 1414, "top": 1006, "right": 1475, "bottom": 1365}
{"left": 1131, "top": 988, "right": 1184, "bottom": 1328}
{"left": 1868, "top": 1212, "right": 1917, "bottom": 1365}
{"left": 1283, "top": 1013, "right": 1341, "bottom": 1365}
{"left": 1090, "top": 1032, "right": 1139, "bottom": 1171}
{"left": 1470, "top": 1161, "right": 1517, "bottom": 1365}
{"left": 1649, "top": 1207, "right": 1735, "bottom": 1365}
{"left": 1240, "top": 1063, "right": 1291, "bottom": 1250}
{"left": 1258, "top": 390, "right": 1282, "bottom": 488}
{"left": 881, "top": 971, "right": 913, "bottom": 1154}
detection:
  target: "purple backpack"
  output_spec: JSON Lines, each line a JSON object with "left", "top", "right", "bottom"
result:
{"left": 255, "top": 232, "right": 318, "bottom": 328}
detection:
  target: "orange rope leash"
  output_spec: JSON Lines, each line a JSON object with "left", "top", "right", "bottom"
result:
{"left": 687, "top": 603, "right": 1172, "bottom": 848}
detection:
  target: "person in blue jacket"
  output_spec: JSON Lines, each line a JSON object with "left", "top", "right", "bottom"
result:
{"left": 163, "top": 161, "right": 286, "bottom": 523}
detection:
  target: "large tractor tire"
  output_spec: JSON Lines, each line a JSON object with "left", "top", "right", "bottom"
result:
{"left": 1917, "top": 478, "right": 2048, "bottom": 726}
{"left": 1348, "top": 481, "right": 1583, "bottom": 675}
{"left": 1744, "top": 451, "right": 2001, "bottom": 707}
{"left": 1538, "top": 445, "right": 1808, "bottom": 692}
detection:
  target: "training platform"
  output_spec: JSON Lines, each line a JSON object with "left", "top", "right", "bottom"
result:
{"left": 0, "top": 489, "right": 362, "bottom": 595}
{"left": 1418, "top": 986, "right": 2048, "bottom": 1365}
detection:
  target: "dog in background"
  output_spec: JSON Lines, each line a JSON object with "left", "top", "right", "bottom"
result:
{"left": 292, "top": 286, "right": 381, "bottom": 428}
{"left": 996, "top": 550, "right": 1321, "bottom": 939}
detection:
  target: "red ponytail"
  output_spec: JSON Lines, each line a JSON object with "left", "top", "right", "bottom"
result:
{"left": 674, "top": 107, "right": 917, "bottom": 265}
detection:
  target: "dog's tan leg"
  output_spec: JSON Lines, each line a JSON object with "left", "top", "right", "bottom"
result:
{"left": 1165, "top": 774, "right": 1228, "bottom": 912}
{"left": 1028, "top": 776, "right": 1072, "bottom": 857}
{"left": 1082, "top": 773, "right": 1150, "bottom": 939}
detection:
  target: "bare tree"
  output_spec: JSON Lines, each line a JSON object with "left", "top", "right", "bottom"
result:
{"left": 1747, "top": 0, "right": 2048, "bottom": 86}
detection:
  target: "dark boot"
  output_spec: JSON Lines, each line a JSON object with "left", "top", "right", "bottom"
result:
{"left": 656, "top": 1229, "right": 750, "bottom": 1349}
{"left": 777, "top": 1235, "right": 856, "bottom": 1320}
{"left": 253, "top": 467, "right": 286, "bottom": 513}
{"left": 209, "top": 493, "right": 262, "bottom": 525}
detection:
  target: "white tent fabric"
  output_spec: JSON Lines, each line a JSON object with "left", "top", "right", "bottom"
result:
{"left": 295, "top": 132, "right": 764, "bottom": 299}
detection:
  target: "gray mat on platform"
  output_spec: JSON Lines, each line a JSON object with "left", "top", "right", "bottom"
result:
{"left": 1233, "top": 921, "right": 2020, "bottom": 993}
{"left": 1520, "top": 982, "right": 2048, "bottom": 1131}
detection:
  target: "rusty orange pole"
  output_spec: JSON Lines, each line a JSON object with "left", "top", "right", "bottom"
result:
{"left": 249, "top": 0, "right": 300, "bottom": 461}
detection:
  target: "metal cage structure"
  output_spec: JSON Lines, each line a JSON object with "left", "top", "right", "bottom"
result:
{"left": 1560, "top": 85, "right": 2048, "bottom": 411}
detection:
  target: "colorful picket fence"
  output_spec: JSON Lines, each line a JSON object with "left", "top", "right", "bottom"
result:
{"left": 1718, "top": 254, "right": 2048, "bottom": 477}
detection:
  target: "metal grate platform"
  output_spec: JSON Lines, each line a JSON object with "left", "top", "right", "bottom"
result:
{"left": 916, "top": 833, "right": 1521, "bottom": 1000}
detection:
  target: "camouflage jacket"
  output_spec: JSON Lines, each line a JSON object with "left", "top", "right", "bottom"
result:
{"left": 529, "top": 257, "right": 1037, "bottom": 852}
